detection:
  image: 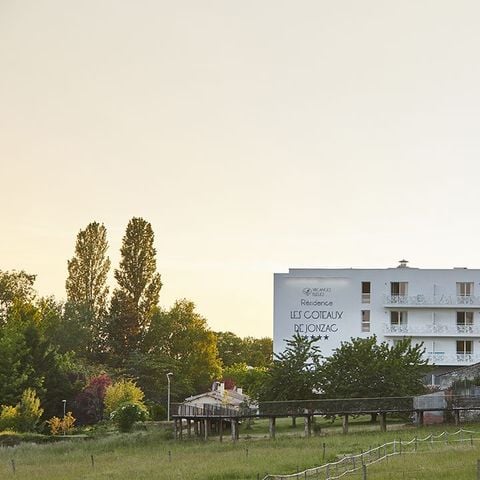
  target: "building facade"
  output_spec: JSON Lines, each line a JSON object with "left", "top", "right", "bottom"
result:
{"left": 274, "top": 261, "right": 480, "bottom": 382}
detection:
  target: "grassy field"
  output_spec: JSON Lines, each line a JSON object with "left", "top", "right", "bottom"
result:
{"left": 0, "top": 418, "right": 479, "bottom": 479}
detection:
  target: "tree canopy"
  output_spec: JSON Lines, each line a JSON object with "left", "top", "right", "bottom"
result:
{"left": 319, "top": 336, "right": 430, "bottom": 399}
{"left": 259, "top": 334, "right": 322, "bottom": 401}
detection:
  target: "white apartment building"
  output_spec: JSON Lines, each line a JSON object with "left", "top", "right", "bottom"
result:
{"left": 274, "top": 261, "right": 480, "bottom": 382}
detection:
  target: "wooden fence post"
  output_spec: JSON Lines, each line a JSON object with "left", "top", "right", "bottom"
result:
{"left": 269, "top": 417, "right": 276, "bottom": 440}
{"left": 477, "top": 459, "right": 480, "bottom": 480}
{"left": 379, "top": 412, "right": 387, "bottom": 432}
{"left": 342, "top": 414, "right": 349, "bottom": 434}
{"left": 362, "top": 464, "right": 367, "bottom": 480}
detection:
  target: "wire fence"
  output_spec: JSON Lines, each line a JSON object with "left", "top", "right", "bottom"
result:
{"left": 262, "top": 428, "right": 480, "bottom": 480}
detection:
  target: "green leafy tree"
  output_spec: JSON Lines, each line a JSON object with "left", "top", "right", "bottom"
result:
{"left": 222, "top": 362, "right": 268, "bottom": 401}
{"left": 319, "top": 336, "right": 429, "bottom": 399}
{"left": 215, "top": 331, "right": 245, "bottom": 367}
{"left": 66, "top": 222, "right": 110, "bottom": 318}
{"left": 0, "top": 270, "right": 36, "bottom": 324}
{"left": 216, "top": 332, "right": 273, "bottom": 368}
{"left": 144, "top": 300, "right": 221, "bottom": 397}
{"left": 107, "top": 218, "right": 162, "bottom": 358}
{"left": 259, "top": 334, "right": 323, "bottom": 401}
{"left": 242, "top": 336, "right": 273, "bottom": 368}
{"left": 65, "top": 222, "right": 110, "bottom": 354}
{"left": 0, "top": 301, "right": 82, "bottom": 419}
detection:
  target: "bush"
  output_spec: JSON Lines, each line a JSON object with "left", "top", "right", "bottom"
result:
{"left": 148, "top": 403, "right": 166, "bottom": 421}
{"left": 74, "top": 374, "right": 112, "bottom": 425}
{"left": 0, "top": 389, "right": 43, "bottom": 433}
{"left": 16, "top": 388, "right": 44, "bottom": 432}
{"left": 46, "top": 412, "right": 76, "bottom": 435}
{"left": 110, "top": 403, "right": 148, "bottom": 432}
{"left": 104, "top": 380, "right": 145, "bottom": 416}
{"left": 0, "top": 405, "right": 19, "bottom": 431}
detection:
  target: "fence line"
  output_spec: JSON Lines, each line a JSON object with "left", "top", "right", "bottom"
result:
{"left": 262, "top": 429, "right": 480, "bottom": 480}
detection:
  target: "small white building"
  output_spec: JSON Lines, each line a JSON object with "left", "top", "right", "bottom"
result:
{"left": 183, "top": 382, "right": 250, "bottom": 412}
{"left": 274, "top": 261, "right": 480, "bottom": 384}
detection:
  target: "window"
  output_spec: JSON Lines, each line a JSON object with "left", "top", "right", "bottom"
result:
{"left": 457, "top": 282, "right": 474, "bottom": 297}
{"left": 456, "top": 340, "right": 473, "bottom": 355}
{"left": 456, "top": 312, "right": 474, "bottom": 333}
{"left": 390, "top": 282, "right": 408, "bottom": 296}
{"left": 390, "top": 311, "right": 408, "bottom": 332}
{"left": 390, "top": 311, "right": 408, "bottom": 325}
{"left": 361, "top": 310, "right": 370, "bottom": 332}
{"left": 361, "top": 282, "right": 371, "bottom": 303}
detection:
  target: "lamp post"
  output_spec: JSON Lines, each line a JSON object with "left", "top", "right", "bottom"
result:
{"left": 62, "top": 400, "right": 66, "bottom": 436}
{"left": 166, "top": 372, "right": 173, "bottom": 422}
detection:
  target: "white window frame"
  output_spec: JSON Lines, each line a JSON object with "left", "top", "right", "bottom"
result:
{"left": 361, "top": 310, "right": 370, "bottom": 332}
{"left": 361, "top": 282, "right": 371, "bottom": 304}
{"left": 457, "top": 282, "right": 474, "bottom": 297}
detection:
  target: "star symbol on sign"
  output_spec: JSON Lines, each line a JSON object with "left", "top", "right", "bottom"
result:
{"left": 324, "top": 335, "right": 329, "bottom": 340}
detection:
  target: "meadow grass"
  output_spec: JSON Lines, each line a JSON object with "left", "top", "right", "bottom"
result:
{"left": 0, "top": 419, "right": 479, "bottom": 479}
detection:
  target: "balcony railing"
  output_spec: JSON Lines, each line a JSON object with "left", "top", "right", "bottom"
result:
{"left": 384, "top": 323, "right": 480, "bottom": 335}
{"left": 383, "top": 295, "right": 480, "bottom": 307}
{"left": 426, "top": 353, "right": 480, "bottom": 364}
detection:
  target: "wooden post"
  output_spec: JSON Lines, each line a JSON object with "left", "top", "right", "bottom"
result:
{"left": 379, "top": 412, "right": 387, "bottom": 432}
{"left": 477, "top": 459, "right": 480, "bottom": 480}
{"left": 455, "top": 409, "right": 460, "bottom": 426}
{"left": 362, "top": 464, "right": 367, "bottom": 480}
{"left": 269, "top": 417, "right": 276, "bottom": 440}
{"left": 304, "top": 416, "right": 311, "bottom": 437}
{"left": 194, "top": 420, "right": 199, "bottom": 436}
{"left": 204, "top": 418, "right": 208, "bottom": 441}
{"left": 179, "top": 418, "right": 183, "bottom": 440}
{"left": 219, "top": 419, "right": 223, "bottom": 442}
{"left": 236, "top": 420, "right": 240, "bottom": 440}
{"left": 231, "top": 419, "right": 237, "bottom": 442}
{"left": 174, "top": 419, "right": 178, "bottom": 440}
{"left": 187, "top": 419, "right": 192, "bottom": 438}
{"left": 291, "top": 416, "right": 296, "bottom": 428}
{"left": 417, "top": 410, "right": 424, "bottom": 427}
{"left": 342, "top": 414, "right": 349, "bottom": 434}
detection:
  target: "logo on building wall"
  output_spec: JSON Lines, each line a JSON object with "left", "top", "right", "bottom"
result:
{"left": 302, "top": 287, "right": 332, "bottom": 297}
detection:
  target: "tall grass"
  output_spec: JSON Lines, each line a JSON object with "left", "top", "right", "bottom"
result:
{"left": 0, "top": 420, "right": 479, "bottom": 479}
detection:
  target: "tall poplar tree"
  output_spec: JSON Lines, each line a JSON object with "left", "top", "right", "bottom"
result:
{"left": 108, "top": 217, "right": 162, "bottom": 357}
{"left": 65, "top": 222, "right": 110, "bottom": 355}
{"left": 66, "top": 222, "right": 110, "bottom": 318}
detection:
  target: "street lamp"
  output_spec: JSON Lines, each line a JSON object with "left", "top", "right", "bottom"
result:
{"left": 166, "top": 372, "right": 173, "bottom": 422}
{"left": 62, "top": 400, "right": 66, "bottom": 436}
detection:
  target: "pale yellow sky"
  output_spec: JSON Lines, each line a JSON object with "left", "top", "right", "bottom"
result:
{"left": 2, "top": 1, "right": 480, "bottom": 337}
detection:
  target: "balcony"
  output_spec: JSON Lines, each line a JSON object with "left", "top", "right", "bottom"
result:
{"left": 383, "top": 295, "right": 480, "bottom": 308}
{"left": 426, "top": 353, "right": 480, "bottom": 365}
{"left": 384, "top": 323, "right": 480, "bottom": 336}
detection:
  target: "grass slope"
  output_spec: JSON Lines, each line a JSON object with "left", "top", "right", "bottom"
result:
{"left": 0, "top": 418, "right": 479, "bottom": 479}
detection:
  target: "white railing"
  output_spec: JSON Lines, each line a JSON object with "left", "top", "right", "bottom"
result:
{"left": 384, "top": 294, "right": 480, "bottom": 306}
{"left": 384, "top": 324, "right": 480, "bottom": 335}
{"left": 426, "top": 353, "right": 480, "bottom": 364}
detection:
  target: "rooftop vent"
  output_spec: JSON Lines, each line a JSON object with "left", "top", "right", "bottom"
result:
{"left": 397, "top": 259, "right": 409, "bottom": 268}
